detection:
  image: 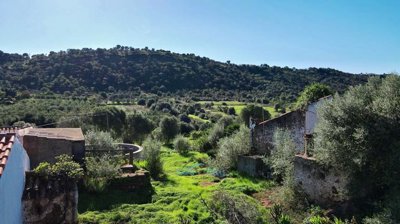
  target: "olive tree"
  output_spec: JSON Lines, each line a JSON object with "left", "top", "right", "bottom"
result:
{"left": 295, "top": 83, "right": 332, "bottom": 108}
{"left": 123, "top": 114, "right": 155, "bottom": 144}
{"left": 313, "top": 75, "right": 400, "bottom": 220}
{"left": 142, "top": 138, "right": 163, "bottom": 178}
{"left": 159, "top": 116, "right": 180, "bottom": 143}
{"left": 240, "top": 105, "right": 270, "bottom": 126}
{"left": 214, "top": 125, "right": 251, "bottom": 171}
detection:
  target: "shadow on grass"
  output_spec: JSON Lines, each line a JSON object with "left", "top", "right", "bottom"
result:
{"left": 78, "top": 187, "right": 153, "bottom": 213}
{"left": 154, "top": 173, "right": 178, "bottom": 187}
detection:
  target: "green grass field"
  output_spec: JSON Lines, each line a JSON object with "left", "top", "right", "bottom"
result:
{"left": 198, "top": 101, "right": 280, "bottom": 118}
{"left": 79, "top": 147, "right": 273, "bottom": 223}
{"left": 188, "top": 114, "right": 210, "bottom": 123}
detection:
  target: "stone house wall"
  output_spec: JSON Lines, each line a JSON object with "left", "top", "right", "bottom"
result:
{"left": 293, "top": 155, "right": 350, "bottom": 209}
{"left": 253, "top": 110, "right": 305, "bottom": 154}
{"left": 22, "top": 172, "right": 78, "bottom": 224}
{"left": 22, "top": 132, "right": 85, "bottom": 169}
{"left": 237, "top": 155, "right": 270, "bottom": 178}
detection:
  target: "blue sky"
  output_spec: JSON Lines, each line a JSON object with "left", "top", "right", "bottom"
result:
{"left": 0, "top": 0, "right": 399, "bottom": 74}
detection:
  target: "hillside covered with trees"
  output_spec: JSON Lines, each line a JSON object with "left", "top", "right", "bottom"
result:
{"left": 0, "top": 46, "right": 373, "bottom": 102}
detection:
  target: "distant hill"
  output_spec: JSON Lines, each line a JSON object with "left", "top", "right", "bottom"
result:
{"left": 0, "top": 46, "right": 375, "bottom": 102}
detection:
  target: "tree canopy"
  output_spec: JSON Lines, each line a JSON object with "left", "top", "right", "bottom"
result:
{"left": 240, "top": 104, "right": 271, "bottom": 126}
{"left": 295, "top": 83, "right": 332, "bottom": 108}
{"left": 313, "top": 75, "right": 400, "bottom": 219}
{"left": 0, "top": 47, "right": 372, "bottom": 102}
{"left": 159, "top": 116, "right": 180, "bottom": 143}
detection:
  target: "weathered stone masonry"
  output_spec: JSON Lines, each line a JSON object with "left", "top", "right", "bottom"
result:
{"left": 21, "top": 128, "right": 85, "bottom": 168}
{"left": 22, "top": 172, "right": 78, "bottom": 224}
{"left": 293, "top": 155, "right": 350, "bottom": 208}
{"left": 253, "top": 110, "right": 305, "bottom": 154}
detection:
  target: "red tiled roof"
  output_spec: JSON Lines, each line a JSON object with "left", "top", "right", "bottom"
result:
{"left": 0, "top": 128, "right": 17, "bottom": 177}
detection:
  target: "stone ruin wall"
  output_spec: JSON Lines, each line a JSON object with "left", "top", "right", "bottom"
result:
{"left": 22, "top": 172, "right": 78, "bottom": 224}
{"left": 237, "top": 155, "right": 270, "bottom": 178}
{"left": 293, "top": 155, "right": 351, "bottom": 213}
{"left": 253, "top": 110, "right": 306, "bottom": 155}
{"left": 23, "top": 135, "right": 85, "bottom": 169}
{"left": 252, "top": 99, "right": 352, "bottom": 213}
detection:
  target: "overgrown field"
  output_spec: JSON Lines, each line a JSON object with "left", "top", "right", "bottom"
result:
{"left": 79, "top": 147, "right": 273, "bottom": 223}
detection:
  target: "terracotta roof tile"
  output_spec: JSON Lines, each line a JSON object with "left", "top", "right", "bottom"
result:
{"left": 9, "top": 135, "right": 15, "bottom": 143}
{"left": 4, "top": 149, "right": 10, "bottom": 157}
{"left": 0, "top": 136, "right": 5, "bottom": 144}
{"left": 0, "top": 130, "right": 17, "bottom": 177}
{"left": 0, "top": 157, "right": 7, "bottom": 166}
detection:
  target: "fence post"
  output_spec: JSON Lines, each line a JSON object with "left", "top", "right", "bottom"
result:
{"left": 129, "top": 151, "right": 133, "bottom": 165}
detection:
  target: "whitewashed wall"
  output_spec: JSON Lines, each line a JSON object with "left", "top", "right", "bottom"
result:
{"left": 0, "top": 138, "right": 30, "bottom": 224}
{"left": 305, "top": 96, "right": 332, "bottom": 135}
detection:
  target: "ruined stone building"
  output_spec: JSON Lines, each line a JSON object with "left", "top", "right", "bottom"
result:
{"left": 0, "top": 127, "right": 85, "bottom": 224}
{"left": 241, "top": 96, "right": 352, "bottom": 213}
{"left": 238, "top": 97, "right": 331, "bottom": 178}
{"left": 252, "top": 96, "right": 331, "bottom": 155}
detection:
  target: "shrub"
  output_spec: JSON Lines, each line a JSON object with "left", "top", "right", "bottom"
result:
{"left": 84, "top": 154, "right": 121, "bottom": 192}
{"left": 270, "top": 204, "right": 292, "bottom": 224}
{"left": 35, "top": 155, "right": 83, "bottom": 179}
{"left": 85, "top": 130, "right": 116, "bottom": 150}
{"left": 306, "top": 215, "right": 331, "bottom": 224}
{"left": 50, "top": 154, "right": 84, "bottom": 179}
{"left": 207, "top": 116, "right": 236, "bottom": 148}
{"left": 173, "top": 135, "right": 190, "bottom": 155}
{"left": 190, "top": 130, "right": 205, "bottom": 140}
{"left": 194, "top": 135, "right": 213, "bottom": 153}
{"left": 199, "top": 122, "right": 212, "bottom": 131}
{"left": 178, "top": 114, "right": 191, "bottom": 123}
{"left": 264, "top": 129, "right": 297, "bottom": 184}
{"left": 217, "top": 115, "right": 234, "bottom": 127}
{"left": 224, "top": 123, "right": 240, "bottom": 136}
{"left": 12, "top": 121, "right": 35, "bottom": 128}
{"left": 142, "top": 138, "right": 163, "bottom": 178}
{"left": 208, "top": 190, "right": 268, "bottom": 224}
{"left": 209, "top": 113, "right": 223, "bottom": 123}
{"left": 227, "top": 107, "right": 236, "bottom": 115}
{"left": 213, "top": 125, "right": 251, "bottom": 171}
{"left": 146, "top": 99, "right": 155, "bottom": 107}
{"left": 159, "top": 116, "right": 180, "bottom": 143}
{"left": 34, "top": 162, "right": 51, "bottom": 176}
{"left": 179, "top": 122, "right": 194, "bottom": 136}
{"left": 150, "top": 127, "right": 163, "bottom": 141}
{"left": 208, "top": 124, "right": 225, "bottom": 147}
{"left": 137, "top": 99, "right": 146, "bottom": 105}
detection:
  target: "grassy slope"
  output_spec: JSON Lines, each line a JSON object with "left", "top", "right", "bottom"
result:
{"left": 79, "top": 148, "right": 273, "bottom": 223}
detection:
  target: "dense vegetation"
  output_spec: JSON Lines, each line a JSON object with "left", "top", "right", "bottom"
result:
{"left": 314, "top": 75, "right": 400, "bottom": 221}
{"left": 3, "top": 45, "right": 396, "bottom": 223}
{"left": 0, "top": 46, "right": 373, "bottom": 102}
